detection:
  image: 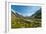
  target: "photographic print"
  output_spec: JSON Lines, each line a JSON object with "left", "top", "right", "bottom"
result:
{"left": 11, "top": 4, "right": 41, "bottom": 28}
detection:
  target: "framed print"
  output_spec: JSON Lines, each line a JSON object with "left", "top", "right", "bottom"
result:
{"left": 10, "top": 3, "right": 42, "bottom": 28}
{"left": 5, "top": 2, "right": 46, "bottom": 33}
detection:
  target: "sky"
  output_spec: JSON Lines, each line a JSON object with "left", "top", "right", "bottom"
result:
{"left": 11, "top": 5, "right": 41, "bottom": 17}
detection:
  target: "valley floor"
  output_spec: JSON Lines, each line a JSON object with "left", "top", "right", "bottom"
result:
{"left": 11, "top": 17, "right": 41, "bottom": 28}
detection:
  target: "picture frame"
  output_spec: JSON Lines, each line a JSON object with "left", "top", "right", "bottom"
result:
{"left": 5, "top": 1, "right": 46, "bottom": 33}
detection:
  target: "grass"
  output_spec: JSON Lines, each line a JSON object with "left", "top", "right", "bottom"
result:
{"left": 11, "top": 16, "right": 41, "bottom": 28}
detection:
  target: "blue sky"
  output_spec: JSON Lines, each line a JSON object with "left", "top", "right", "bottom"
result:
{"left": 11, "top": 5, "right": 41, "bottom": 17}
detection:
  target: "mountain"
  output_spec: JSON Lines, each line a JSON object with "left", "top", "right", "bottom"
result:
{"left": 11, "top": 8, "right": 41, "bottom": 28}
{"left": 11, "top": 11, "right": 24, "bottom": 18}
{"left": 11, "top": 8, "right": 41, "bottom": 19}
{"left": 30, "top": 8, "right": 41, "bottom": 19}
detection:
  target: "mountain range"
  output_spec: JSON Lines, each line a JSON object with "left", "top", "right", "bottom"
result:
{"left": 11, "top": 8, "right": 41, "bottom": 19}
{"left": 11, "top": 8, "right": 41, "bottom": 28}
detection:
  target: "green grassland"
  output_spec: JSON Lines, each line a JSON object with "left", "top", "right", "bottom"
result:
{"left": 11, "top": 18, "right": 41, "bottom": 28}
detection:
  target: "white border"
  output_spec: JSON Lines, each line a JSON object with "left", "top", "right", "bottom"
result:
{"left": 6, "top": 2, "right": 46, "bottom": 33}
